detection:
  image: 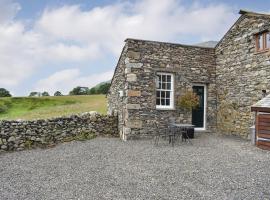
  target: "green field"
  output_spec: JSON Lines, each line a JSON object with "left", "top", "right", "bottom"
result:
{"left": 0, "top": 95, "right": 107, "bottom": 120}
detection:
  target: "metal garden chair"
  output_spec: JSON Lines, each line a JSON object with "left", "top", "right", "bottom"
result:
{"left": 154, "top": 121, "right": 175, "bottom": 146}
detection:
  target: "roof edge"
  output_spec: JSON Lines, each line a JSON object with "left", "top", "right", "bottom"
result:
{"left": 125, "top": 38, "right": 215, "bottom": 49}
{"left": 239, "top": 9, "right": 270, "bottom": 17}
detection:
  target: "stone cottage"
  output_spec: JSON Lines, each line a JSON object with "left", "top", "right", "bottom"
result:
{"left": 108, "top": 10, "right": 270, "bottom": 140}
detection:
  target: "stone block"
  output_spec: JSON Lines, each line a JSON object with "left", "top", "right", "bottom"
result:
{"left": 127, "top": 51, "right": 140, "bottom": 59}
{"left": 126, "top": 63, "right": 143, "bottom": 68}
{"left": 123, "top": 127, "right": 131, "bottom": 135}
{"left": 127, "top": 90, "right": 141, "bottom": 97}
{"left": 126, "top": 104, "right": 141, "bottom": 110}
{"left": 127, "top": 74, "right": 137, "bottom": 82}
{"left": 124, "top": 57, "right": 130, "bottom": 64}
{"left": 126, "top": 120, "right": 143, "bottom": 128}
{"left": 125, "top": 67, "right": 131, "bottom": 74}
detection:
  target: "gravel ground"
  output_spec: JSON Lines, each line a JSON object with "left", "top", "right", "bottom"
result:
{"left": 0, "top": 133, "right": 270, "bottom": 200}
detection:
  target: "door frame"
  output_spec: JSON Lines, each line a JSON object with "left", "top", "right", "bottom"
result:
{"left": 192, "top": 84, "right": 207, "bottom": 131}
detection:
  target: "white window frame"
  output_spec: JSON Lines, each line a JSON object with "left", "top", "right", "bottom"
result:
{"left": 156, "top": 72, "right": 174, "bottom": 110}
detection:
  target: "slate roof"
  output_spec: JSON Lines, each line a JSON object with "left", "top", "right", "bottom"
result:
{"left": 195, "top": 41, "right": 218, "bottom": 48}
{"left": 251, "top": 95, "right": 270, "bottom": 112}
{"left": 125, "top": 38, "right": 215, "bottom": 49}
{"left": 239, "top": 9, "right": 270, "bottom": 17}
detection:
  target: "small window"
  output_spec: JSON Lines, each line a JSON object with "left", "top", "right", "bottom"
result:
{"left": 266, "top": 33, "right": 270, "bottom": 49}
{"left": 156, "top": 73, "right": 174, "bottom": 109}
{"left": 257, "top": 34, "right": 264, "bottom": 51}
{"left": 256, "top": 32, "right": 270, "bottom": 52}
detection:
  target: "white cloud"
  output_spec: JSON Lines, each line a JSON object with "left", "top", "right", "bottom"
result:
{"left": 0, "top": 0, "right": 20, "bottom": 23}
{"left": 34, "top": 69, "right": 113, "bottom": 95}
{"left": 35, "top": 0, "right": 237, "bottom": 54}
{"left": 0, "top": 0, "right": 238, "bottom": 95}
{"left": 0, "top": 22, "right": 40, "bottom": 86}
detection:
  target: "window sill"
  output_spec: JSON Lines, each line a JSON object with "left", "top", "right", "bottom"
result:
{"left": 156, "top": 107, "right": 176, "bottom": 111}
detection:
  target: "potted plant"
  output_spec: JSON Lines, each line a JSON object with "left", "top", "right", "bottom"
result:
{"left": 177, "top": 90, "right": 199, "bottom": 139}
{"left": 177, "top": 90, "right": 199, "bottom": 111}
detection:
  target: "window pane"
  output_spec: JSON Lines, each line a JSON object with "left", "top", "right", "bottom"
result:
{"left": 267, "top": 33, "right": 270, "bottom": 48}
{"left": 258, "top": 34, "right": 263, "bottom": 50}
{"left": 165, "top": 99, "right": 170, "bottom": 106}
{"left": 161, "top": 91, "right": 166, "bottom": 98}
{"left": 167, "top": 75, "right": 171, "bottom": 82}
{"left": 161, "top": 99, "right": 165, "bottom": 105}
{"left": 162, "top": 75, "right": 166, "bottom": 82}
{"left": 158, "top": 75, "right": 161, "bottom": 81}
{"left": 166, "top": 91, "right": 170, "bottom": 99}
{"left": 167, "top": 82, "right": 171, "bottom": 90}
{"left": 156, "top": 98, "right": 160, "bottom": 105}
{"left": 162, "top": 83, "right": 166, "bottom": 89}
{"left": 156, "top": 91, "right": 160, "bottom": 98}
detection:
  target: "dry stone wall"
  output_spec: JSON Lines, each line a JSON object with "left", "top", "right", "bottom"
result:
{"left": 216, "top": 14, "right": 270, "bottom": 138}
{"left": 0, "top": 112, "right": 118, "bottom": 152}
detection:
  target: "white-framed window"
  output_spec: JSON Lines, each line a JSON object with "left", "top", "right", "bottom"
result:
{"left": 156, "top": 72, "right": 174, "bottom": 109}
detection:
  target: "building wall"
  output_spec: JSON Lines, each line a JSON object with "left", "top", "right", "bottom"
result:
{"left": 216, "top": 14, "right": 270, "bottom": 138}
{"left": 107, "top": 44, "right": 129, "bottom": 140}
{"left": 119, "top": 39, "right": 216, "bottom": 139}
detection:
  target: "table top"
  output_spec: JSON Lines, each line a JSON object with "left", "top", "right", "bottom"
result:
{"left": 171, "top": 123, "right": 195, "bottom": 127}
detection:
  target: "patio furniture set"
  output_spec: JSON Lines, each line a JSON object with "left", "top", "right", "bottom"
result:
{"left": 154, "top": 121, "right": 194, "bottom": 146}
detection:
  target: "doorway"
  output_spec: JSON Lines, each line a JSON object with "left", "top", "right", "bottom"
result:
{"left": 192, "top": 85, "right": 206, "bottom": 130}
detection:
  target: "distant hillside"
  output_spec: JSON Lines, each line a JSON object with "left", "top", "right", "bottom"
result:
{"left": 92, "top": 80, "right": 111, "bottom": 89}
{"left": 88, "top": 80, "right": 111, "bottom": 95}
{"left": 0, "top": 95, "right": 107, "bottom": 120}
{"left": 195, "top": 41, "right": 218, "bottom": 48}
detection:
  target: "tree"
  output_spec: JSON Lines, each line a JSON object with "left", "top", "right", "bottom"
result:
{"left": 41, "top": 91, "right": 50, "bottom": 96}
{"left": 29, "top": 92, "right": 38, "bottom": 97}
{"left": 96, "top": 83, "right": 110, "bottom": 94}
{"left": 54, "top": 91, "right": 63, "bottom": 96}
{"left": 88, "top": 87, "right": 96, "bottom": 95}
{"left": 0, "top": 88, "right": 11, "bottom": 97}
{"left": 69, "top": 86, "right": 88, "bottom": 95}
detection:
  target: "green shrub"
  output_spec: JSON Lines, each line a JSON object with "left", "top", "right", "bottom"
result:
{"left": 74, "top": 132, "right": 96, "bottom": 141}
{"left": 0, "top": 103, "right": 8, "bottom": 113}
{"left": 25, "top": 140, "right": 33, "bottom": 149}
{"left": 177, "top": 91, "right": 199, "bottom": 111}
{"left": 0, "top": 100, "right": 11, "bottom": 113}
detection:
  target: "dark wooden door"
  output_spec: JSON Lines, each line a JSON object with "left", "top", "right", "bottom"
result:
{"left": 192, "top": 86, "right": 204, "bottom": 128}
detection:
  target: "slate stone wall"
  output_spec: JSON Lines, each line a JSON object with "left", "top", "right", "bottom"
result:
{"left": 0, "top": 112, "right": 118, "bottom": 152}
{"left": 109, "top": 39, "right": 217, "bottom": 140}
{"left": 216, "top": 14, "right": 270, "bottom": 138}
{"left": 107, "top": 45, "right": 129, "bottom": 140}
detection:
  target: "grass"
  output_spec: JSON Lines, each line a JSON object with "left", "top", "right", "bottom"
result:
{"left": 0, "top": 95, "right": 107, "bottom": 120}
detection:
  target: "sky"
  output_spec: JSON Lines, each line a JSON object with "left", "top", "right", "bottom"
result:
{"left": 0, "top": 0, "right": 269, "bottom": 96}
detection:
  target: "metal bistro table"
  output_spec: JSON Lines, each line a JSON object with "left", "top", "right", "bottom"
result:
{"left": 169, "top": 123, "right": 195, "bottom": 146}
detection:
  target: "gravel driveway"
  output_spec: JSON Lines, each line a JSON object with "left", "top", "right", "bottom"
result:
{"left": 1, "top": 133, "right": 270, "bottom": 200}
